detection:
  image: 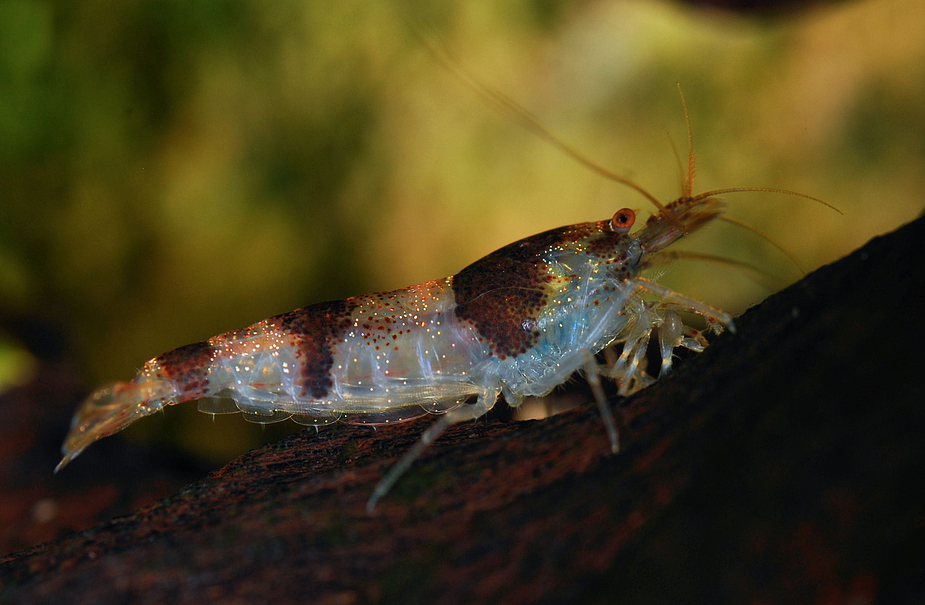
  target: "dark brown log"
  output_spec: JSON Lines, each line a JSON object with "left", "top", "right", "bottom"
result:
{"left": 2, "top": 215, "right": 923, "bottom": 605}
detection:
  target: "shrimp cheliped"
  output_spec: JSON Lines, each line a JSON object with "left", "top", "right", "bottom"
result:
{"left": 56, "top": 90, "right": 832, "bottom": 512}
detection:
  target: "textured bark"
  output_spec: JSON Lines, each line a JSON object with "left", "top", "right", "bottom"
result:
{"left": 1, "top": 216, "right": 923, "bottom": 605}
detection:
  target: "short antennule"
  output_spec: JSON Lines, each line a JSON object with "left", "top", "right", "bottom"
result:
{"left": 676, "top": 83, "right": 696, "bottom": 199}
{"left": 672, "top": 85, "right": 838, "bottom": 216}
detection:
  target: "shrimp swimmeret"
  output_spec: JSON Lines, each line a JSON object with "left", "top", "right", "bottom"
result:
{"left": 56, "top": 104, "right": 830, "bottom": 512}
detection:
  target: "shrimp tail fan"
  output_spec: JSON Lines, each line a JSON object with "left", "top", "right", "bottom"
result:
{"left": 55, "top": 379, "right": 177, "bottom": 472}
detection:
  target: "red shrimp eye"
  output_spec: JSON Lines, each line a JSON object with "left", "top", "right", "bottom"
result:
{"left": 611, "top": 208, "right": 635, "bottom": 234}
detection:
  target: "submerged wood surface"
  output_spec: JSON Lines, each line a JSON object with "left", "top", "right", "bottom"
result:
{"left": 1, "top": 215, "right": 923, "bottom": 604}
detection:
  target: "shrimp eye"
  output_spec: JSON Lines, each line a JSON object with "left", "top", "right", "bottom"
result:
{"left": 611, "top": 208, "right": 635, "bottom": 234}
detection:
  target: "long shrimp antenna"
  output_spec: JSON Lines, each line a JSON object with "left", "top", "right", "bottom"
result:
{"left": 413, "top": 26, "right": 671, "bottom": 216}
{"left": 718, "top": 215, "right": 808, "bottom": 274}
{"left": 645, "top": 250, "right": 783, "bottom": 292}
{"left": 689, "top": 186, "right": 841, "bottom": 214}
{"left": 414, "top": 26, "right": 841, "bottom": 229}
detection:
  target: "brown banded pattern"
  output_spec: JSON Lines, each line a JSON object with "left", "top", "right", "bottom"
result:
{"left": 275, "top": 299, "right": 360, "bottom": 399}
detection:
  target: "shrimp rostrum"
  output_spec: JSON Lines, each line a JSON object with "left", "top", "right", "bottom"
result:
{"left": 56, "top": 114, "right": 829, "bottom": 511}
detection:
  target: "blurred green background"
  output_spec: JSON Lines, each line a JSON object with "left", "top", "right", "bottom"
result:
{"left": 1, "top": 0, "right": 923, "bottom": 465}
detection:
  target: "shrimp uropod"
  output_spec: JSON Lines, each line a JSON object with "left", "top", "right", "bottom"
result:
{"left": 55, "top": 88, "right": 831, "bottom": 512}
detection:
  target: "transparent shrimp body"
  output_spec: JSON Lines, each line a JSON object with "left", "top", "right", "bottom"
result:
{"left": 56, "top": 188, "right": 735, "bottom": 513}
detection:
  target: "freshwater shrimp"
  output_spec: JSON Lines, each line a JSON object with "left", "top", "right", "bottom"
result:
{"left": 55, "top": 88, "right": 831, "bottom": 512}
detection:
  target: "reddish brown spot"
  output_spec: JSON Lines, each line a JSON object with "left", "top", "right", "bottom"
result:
{"left": 452, "top": 228, "right": 569, "bottom": 358}
{"left": 156, "top": 341, "right": 214, "bottom": 396}
{"left": 275, "top": 299, "right": 359, "bottom": 399}
{"left": 585, "top": 226, "right": 629, "bottom": 259}
{"left": 452, "top": 220, "right": 642, "bottom": 357}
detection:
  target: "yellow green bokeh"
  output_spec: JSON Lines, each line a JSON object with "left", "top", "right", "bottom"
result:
{"left": 2, "top": 0, "right": 922, "bottom": 463}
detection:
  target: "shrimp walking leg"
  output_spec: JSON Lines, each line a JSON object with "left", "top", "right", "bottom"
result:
{"left": 657, "top": 310, "right": 685, "bottom": 376}
{"left": 632, "top": 277, "right": 735, "bottom": 333}
{"left": 599, "top": 278, "right": 735, "bottom": 396}
{"left": 366, "top": 389, "right": 499, "bottom": 512}
{"left": 583, "top": 360, "right": 620, "bottom": 454}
